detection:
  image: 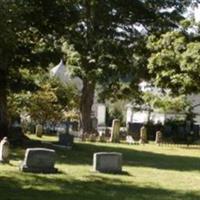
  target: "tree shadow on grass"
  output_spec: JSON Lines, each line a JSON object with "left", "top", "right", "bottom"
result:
{"left": 10, "top": 141, "right": 200, "bottom": 172}
{"left": 55, "top": 142, "right": 200, "bottom": 172}
{"left": 0, "top": 174, "right": 199, "bottom": 200}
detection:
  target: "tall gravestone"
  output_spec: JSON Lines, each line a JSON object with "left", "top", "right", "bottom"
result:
{"left": 110, "top": 119, "right": 120, "bottom": 143}
{"left": 0, "top": 137, "right": 10, "bottom": 163}
{"left": 155, "top": 131, "right": 162, "bottom": 145}
{"left": 35, "top": 124, "right": 43, "bottom": 137}
{"left": 91, "top": 117, "right": 98, "bottom": 131}
{"left": 20, "top": 148, "right": 57, "bottom": 173}
{"left": 139, "top": 125, "right": 147, "bottom": 144}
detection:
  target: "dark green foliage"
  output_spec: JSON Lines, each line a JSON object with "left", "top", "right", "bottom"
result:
{"left": 0, "top": 0, "right": 197, "bottom": 136}
{"left": 147, "top": 27, "right": 200, "bottom": 94}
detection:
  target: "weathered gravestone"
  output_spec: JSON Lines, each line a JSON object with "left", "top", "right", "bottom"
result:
{"left": 35, "top": 124, "right": 43, "bottom": 137}
{"left": 0, "top": 137, "right": 10, "bottom": 163}
{"left": 155, "top": 131, "right": 162, "bottom": 145}
{"left": 110, "top": 119, "right": 120, "bottom": 143}
{"left": 58, "top": 133, "right": 74, "bottom": 147}
{"left": 139, "top": 125, "right": 147, "bottom": 144}
{"left": 93, "top": 152, "right": 122, "bottom": 173}
{"left": 20, "top": 148, "right": 57, "bottom": 173}
{"left": 57, "top": 122, "right": 74, "bottom": 147}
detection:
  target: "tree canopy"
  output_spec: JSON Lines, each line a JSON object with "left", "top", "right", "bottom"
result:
{"left": 147, "top": 26, "right": 200, "bottom": 94}
{"left": 0, "top": 0, "right": 198, "bottom": 138}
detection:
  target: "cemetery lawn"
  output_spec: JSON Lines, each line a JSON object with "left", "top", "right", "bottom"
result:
{"left": 1, "top": 135, "right": 200, "bottom": 200}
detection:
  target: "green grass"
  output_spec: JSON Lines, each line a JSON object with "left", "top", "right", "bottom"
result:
{"left": 1, "top": 135, "right": 200, "bottom": 200}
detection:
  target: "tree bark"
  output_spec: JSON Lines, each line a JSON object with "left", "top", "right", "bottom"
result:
{"left": 80, "top": 78, "right": 95, "bottom": 136}
{"left": 0, "top": 69, "right": 8, "bottom": 140}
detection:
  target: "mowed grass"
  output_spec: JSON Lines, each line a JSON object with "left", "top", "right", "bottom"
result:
{"left": 0, "top": 135, "right": 200, "bottom": 200}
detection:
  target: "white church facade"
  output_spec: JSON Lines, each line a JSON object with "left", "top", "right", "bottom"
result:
{"left": 50, "top": 60, "right": 106, "bottom": 127}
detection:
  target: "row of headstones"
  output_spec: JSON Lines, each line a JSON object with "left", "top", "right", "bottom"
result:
{"left": 138, "top": 126, "right": 162, "bottom": 144}
{"left": 35, "top": 123, "right": 74, "bottom": 147}
{"left": 35, "top": 119, "right": 120, "bottom": 138}
{"left": 0, "top": 128, "right": 161, "bottom": 166}
{"left": 83, "top": 119, "right": 121, "bottom": 142}
{"left": 100, "top": 120, "right": 163, "bottom": 144}
{"left": 0, "top": 137, "right": 122, "bottom": 173}
{"left": 19, "top": 149, "right": 122, "bottom": 173}
{"left": 37, "top": 119, "right": 121, "bottom": 145}
{"left": 126, "top": 126, "right": 162, "bottom": 145}
{"left": 35, "top": 119, "right": 123, "bottom": 145}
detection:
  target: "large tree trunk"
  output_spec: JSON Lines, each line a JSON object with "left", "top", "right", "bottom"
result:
{"left": 0, "top": 69, "right": 8, "bottom": 140}
{"left": 80, "top": 78, "right": 95, "bottom": 136}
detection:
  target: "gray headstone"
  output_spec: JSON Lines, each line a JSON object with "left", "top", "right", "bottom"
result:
{"left": 91, "top": 117, "right": 98, "bottom": 130}
{"left": 93, "top": 152, "right": 122, "bottom": 173}
{"left": 0, "top": 137, "right": 10, "bottom": 163}
{"left": 58, "top": 133, "right": 74, "bottom": 147}
{"left": 20, "top": 148, "right": 57, "bottom": 173}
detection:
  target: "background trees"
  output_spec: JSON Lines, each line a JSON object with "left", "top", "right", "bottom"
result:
{"left": 142, "top": 92, "right": 189, "bottom": 113}
{"left": 0, "top": 1, "right": 22, "bottom": 139}
{"left": 8, "top": 71, "right": 80, "bottom": 126}
{"left": 0, "top": 0, "right": 198, "bottom": 139}
{"left": 47, "top": 0, "right": 194, "bottom": 134}
{"left": 147, "top": 28, "right": 200, "bottom": 94}
{"left": 0, "top": 0, "right": 62, "bottom": 139}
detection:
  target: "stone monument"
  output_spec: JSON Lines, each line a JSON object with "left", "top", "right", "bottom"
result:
{"left": 58, "top": 133, "right": 74, "bottom": 147}
{"left": 0, "top": 137, "right": 10, "bottom": 163}
{"left": 35, "top": 124, "right": 43, "bottom": 137}
{"left": 155, "top": 131, "right": 162, "bottom": 145}
{"left": 139, "top": 125, "right": 147, "bottom": 144}
{"left": 93, "top": 152, "right": 122, "bottom": 173}
{"left": 110, "top": 119, "right": 120, "bottom": 143}
{"left": 20, "top": 148, "right": 57, "bottom": 173}
{"left": 57, "top": 122, "right": 74, "bottom": 147}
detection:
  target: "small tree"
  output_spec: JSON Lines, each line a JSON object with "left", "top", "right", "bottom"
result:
{"left": 8, "top": 71, "right": 80, "bottom": 127}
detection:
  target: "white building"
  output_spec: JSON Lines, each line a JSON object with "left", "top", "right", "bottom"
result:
{"left": 126, "top": 81, "right": 200, "bottom": 125}
{"left": 50, "top": 60, "right": 83, "bottom": 91}
{"left": 50, "top": 60, "right": 106, "bottom": 126}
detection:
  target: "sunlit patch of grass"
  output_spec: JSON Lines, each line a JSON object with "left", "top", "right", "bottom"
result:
{"left": 0, "top": 135, "right": 200, "bottom": 200}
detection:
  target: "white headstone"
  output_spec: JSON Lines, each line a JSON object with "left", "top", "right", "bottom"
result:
{"left": 126, "top": 135, "right": 134, "bottom": 145}
{"left": 0, "top": 137, "right": 10, "bottom": 163}
{"left": 97, "top": 104, "right": 106, "bottom": 126}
